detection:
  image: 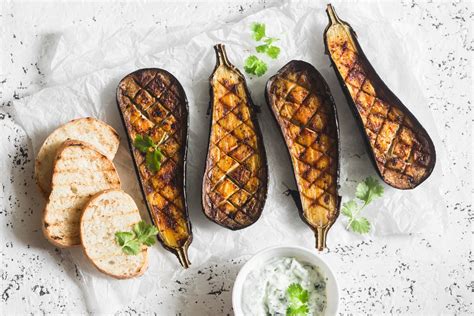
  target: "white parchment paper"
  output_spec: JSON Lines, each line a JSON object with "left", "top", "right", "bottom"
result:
{"left": 11, "top": 1, "right": 448, "bottom": 314}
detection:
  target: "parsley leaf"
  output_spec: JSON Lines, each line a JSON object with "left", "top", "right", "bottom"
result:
{"left": 115, "top": 221, "right": 159, "bottom": 255}
{"left": 244, "top": 55, "right": 268, "bottom": 77}
{"left": 286, "top": 283, "right": 309, "bottom": 316}
{"left": 251, "top": 22, "right": 266, "bottom": 41}
{"left": 341, "top": 177, "right": 384, "bottom": 234}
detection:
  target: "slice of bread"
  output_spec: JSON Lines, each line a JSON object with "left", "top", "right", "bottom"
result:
{"left": 80, "top": 189, "right": 148, "bottom": 279}
{"left": 35, "top": 117, "right": 120, "bottom": 196}
{"left": 43, "top": 140, "right": 121, "bottom": 248}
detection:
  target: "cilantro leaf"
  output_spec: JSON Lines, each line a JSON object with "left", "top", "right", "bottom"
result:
{"left": 286, "top": 283, "right": 309, "bottom": 316}
{"left": 341, "top": 200, "right": 358, "bottom": 218}
{"left": 251, "top": 22, "right": 266, "bottom": 41}
{"left": 254, "top": 61, "right": 268, "bottom": 76}
{"left": 356, "top": 176, "right": 384, "bottom": 205}
{"left": 287, "top": 283, "right": 309, "bottom": 304}
{"left": 342, "top": 177, "right": 384, "bottom": 234}
{"left": 287, "top": 304, "right": 309, "bottom": 316}
{"left": 266, "top": 45, "right": 280, "bottom": 59}
{"left": 146, "top": 149, "right": 162, "bottom": 173}
{"left": 115, "top": 231, "right": 134, "bottom": 246}
{"left": 350, "top": 217, "right": 371, "bottom": 234}
{"left": 122, "top": 240, "right": 141, "bottom": 255}
{"left": 133, "top": 134, "right": 154, "bottom": 153}
{"left": 115, "top": 221, "right": 159, "bottom": 255}
{"left": 255, "top": 44, "right": 268, "bottom": 53}
{"left": 244, "top": 55, "right": 268, "bottom": 77}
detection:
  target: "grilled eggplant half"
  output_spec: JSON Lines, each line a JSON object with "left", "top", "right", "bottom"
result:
{"left": 265, "top": 60, "right": 341, "bottom": 251}
{"left": 202, "top": 44, "right": 268, "bottom": 230}
{"left": 324, "top": 4, "right": 436, "bottom": 189}
{"left": 117, "top": 68, "right": 192, "bottom": 268}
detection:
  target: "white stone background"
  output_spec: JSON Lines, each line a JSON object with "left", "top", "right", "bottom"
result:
{"left": 0, "top": 0, "right": 472, "bottom": 315}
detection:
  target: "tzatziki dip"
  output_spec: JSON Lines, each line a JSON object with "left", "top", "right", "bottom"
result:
{"left": 241, "top": 256, "right": 327, "bottom": 316}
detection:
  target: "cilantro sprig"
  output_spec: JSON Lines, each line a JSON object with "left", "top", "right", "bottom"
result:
{"left": 286, "top": 283, "right": 309, "bottom": 316}
{"left": 133, "top": 134, "right": 166, "bottom": 173}
{"left": 245, "top": 22, "right": 281, "bottom": 77}
{"left": 244, "top": 55, "right": 268, "bottom": 77}
{"left": 341, "top": 177, "right": 384, "bottom": 234}
{"left": 115, "top": 221, "right": 159, "bottom": 255}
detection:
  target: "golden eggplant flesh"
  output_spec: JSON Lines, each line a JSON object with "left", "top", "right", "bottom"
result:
{"left": 116, "top": 68, "right": 192, "bottom": 268}
{"left": 265, "top": 60, "right": 341, "bottom": 251}
{"left": 324, "top": 4, "right": 436, "bottom": 189}
{"left": 202, "top": 44, "right": 268, "bottom": 230}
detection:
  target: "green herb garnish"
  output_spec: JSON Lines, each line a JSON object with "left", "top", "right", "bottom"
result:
{"left": 245, "top": 22, "right": 281, "bottom": 77}
{"left": 115, "top": 221, "right": 159, "bottom": 255}
{"left": 133, "top": 134, "right": 165, "bottom": 173}
{"left": 341, "top": 177, "right": 384, "bottom": 234}
{"left": 244, "top": 55, "right": 268, "bottom": 77}
{"left": 286, "top": 283, "right": 309, "bottom": 316}
{"left": 255, "top": 37, "right": 280, "bottom": 59}
{"left": 251, "top": 22, "right": 266, "bottom": 41}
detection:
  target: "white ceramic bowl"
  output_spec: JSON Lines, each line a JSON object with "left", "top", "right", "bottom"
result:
{"left": 232, "top": 246, "right": 339, "bottom": 316}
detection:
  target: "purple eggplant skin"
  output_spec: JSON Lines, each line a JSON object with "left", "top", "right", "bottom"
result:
{"left": 324, "top": 4, "right": 436, "bottom": 190}
{"left": 201, "top": 44, "right": 268, "bottom": 230}
{"left": 265, "top": 60, "right": 341, "bottom": 251}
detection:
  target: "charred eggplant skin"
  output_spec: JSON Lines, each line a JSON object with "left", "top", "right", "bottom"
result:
{"left": 116, "top": 68, "right": 192, "bottom": 268}
{"left": 265, "top": 60, "right": 341, "bottom": 251}
{"left": 324, "top": 4, "right": 436, "bottom": 189}
{"left": 202, "top": 44, "right": 268, "bottom": 230}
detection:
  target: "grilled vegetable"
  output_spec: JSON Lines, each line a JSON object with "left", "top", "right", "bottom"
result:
{"left": 265, "top": 60, "right": 341, "bottom": 250}
{"left": 324, "top": 4, "right": 436, "bottom": 189}
{"left": 116, "top": 68, "right": 192, "bottom": 268}
{"left": 202, "top": 44, "right": 268, "bottom": 230}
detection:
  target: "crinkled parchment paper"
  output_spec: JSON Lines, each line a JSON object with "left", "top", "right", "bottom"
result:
{"left": 11, "top": 1, "right": 448, "bottom": 313}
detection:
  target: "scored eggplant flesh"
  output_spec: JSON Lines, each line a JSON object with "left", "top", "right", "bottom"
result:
{"left": 324, "top": 4, "right": 436, "bottom": 189}
{"left": 265, "top": 60, "right": 341, "bottom": 251}
{"left": 116, "top": 68, "right": 192, "bottom": 268}
{"left": 202, "top": 44, "right": 268, "bottom": 230}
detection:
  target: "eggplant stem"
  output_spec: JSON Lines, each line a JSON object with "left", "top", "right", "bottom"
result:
{"left": 214, "top": 44, "right": 232, "bottom": 68}
{"left": 176, "top": 247, "right": 191, "bottom": 269}
{"left": 326, "top": 3, "right": 342, "bottom": 25}
{"left": 315, "top": 226, "right": 329, "bottom": 251}
{"left": 325, "top": 4, "right": 358, "bottom": 53}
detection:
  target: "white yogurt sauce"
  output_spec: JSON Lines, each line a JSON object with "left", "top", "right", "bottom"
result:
{"left": 241, "top": 257, "right": 327, "bottom": 316}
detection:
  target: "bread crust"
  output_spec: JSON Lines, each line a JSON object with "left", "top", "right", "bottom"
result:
{"left": 35, "top": 117, "right": 120, "bottom": 197}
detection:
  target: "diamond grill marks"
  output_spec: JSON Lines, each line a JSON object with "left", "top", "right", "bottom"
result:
{"left": 117, "top": 69, "right": 191, "bottom": 251}
{"left": 329, "top": 32, "right": 433, "bottom": 187}
{"left": 203, "top": 64, "right": 267, "bottom": 230}
{"left": 268, "top": 64, "right": 339, "bottom": 228}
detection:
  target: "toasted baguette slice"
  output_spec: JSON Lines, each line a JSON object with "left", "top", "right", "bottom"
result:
{"left": 80, "top": 189, "right": 148, "bottom": 279}
{"left": 43, "top": 140, "right": 121, "bottom": 248}
{"left": 35, "top": 117, "right": 120, "bottom": 196}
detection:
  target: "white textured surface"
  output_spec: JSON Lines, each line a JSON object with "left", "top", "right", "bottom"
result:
{"left": 0, "top": 0, "right": 472, "bottom": 315}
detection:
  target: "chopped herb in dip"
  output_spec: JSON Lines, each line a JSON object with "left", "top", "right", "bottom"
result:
{"left": 242, "top": 257, "right": 327, "bottom": 316}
